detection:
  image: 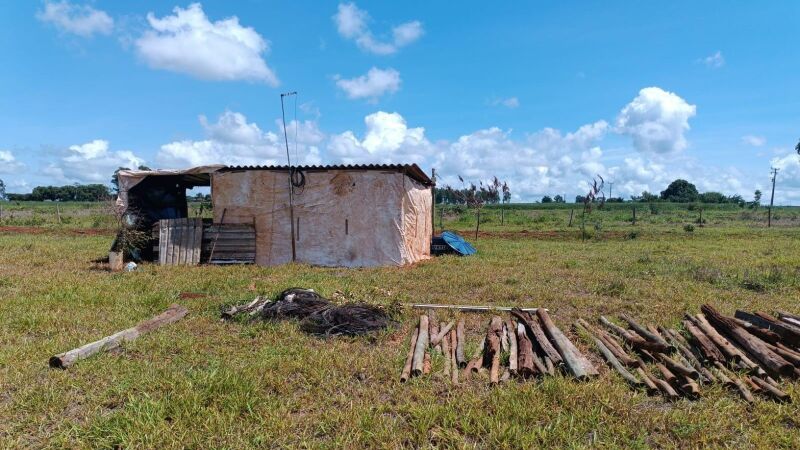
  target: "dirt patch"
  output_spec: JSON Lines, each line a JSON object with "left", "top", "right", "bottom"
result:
{"left": 0, "top": 226, "right": 113, "bottom": 237}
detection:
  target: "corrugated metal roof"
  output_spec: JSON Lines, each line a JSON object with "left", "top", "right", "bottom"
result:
{"left": 221, "top": 163, "right": 433, "bottom": 186}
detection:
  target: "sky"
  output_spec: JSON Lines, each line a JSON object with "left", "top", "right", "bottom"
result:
{"left": 1, "top": 1, "right": 799, "bottom": 203}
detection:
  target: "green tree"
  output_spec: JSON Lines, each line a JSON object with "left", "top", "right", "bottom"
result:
{"left": 795, "top": 138, "right": 800, "bottom": 155}
{"left": 750, "top": 189, "right": 762, "bottom": 209}
{"left": 660, "top": 179, "right": 699, "bottom": 202}
{"left": 112, "top": 165, "right": 152, "bottom": 193}
{"left": 553, "top": 194, "right": 565, "bottom": 203}
{"left": 541, "top": 195, "right": 553, "bottom": 203}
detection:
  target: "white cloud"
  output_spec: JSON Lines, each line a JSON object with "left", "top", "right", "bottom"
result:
{"left": 157, "top": 111, "right": 322, "bottom": 167}
{"left": 0, "top": 150, "right": 25, "bottom": 174}
{"left": 335, "top": 67, "right": 401, "bottom": 101}
{"left": 490, "top": 97, "right": 520, "bottom": 108}
{"left": 333, "top": 3, "right": 423, "bottom": 55}
{"left": 46, "top": 140, "right": 145, "bottom": 184}
{"left": 329, "top": 111, "right": 432, "bottom": 164}
{"left": 770, "top": 151, "right": 800, "bottom": 203}
{"left": 135, "top": 3, "right": 278, "bottom": 85}
{"left": 701, "top": 51, "right": 725, "bottom": 68}
{"left": 742, "top": 135, "right": 766, "bottom": 147}
{"left": 616, "top": 87, "right": 696, "bottom": 154}
{"left": 36, "top": 1, "right": 114, "bottom": 37}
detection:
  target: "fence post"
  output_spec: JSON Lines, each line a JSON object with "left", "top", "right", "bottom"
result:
{"left": 568, "top": 209, "right": 574, "bottom": 227}
{"left": 475, "top": 210, "right": 480, "bottom": 240}
{"left": 632, "top": 206, "right": 636, "bottom": 225}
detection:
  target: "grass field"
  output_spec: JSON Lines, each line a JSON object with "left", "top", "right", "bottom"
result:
{"left": 1, "top": 202, "right": 799, "bottom": 448}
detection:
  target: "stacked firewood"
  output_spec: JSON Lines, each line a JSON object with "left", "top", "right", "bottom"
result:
{"left": 578, "top": 305, "right": 798, "bottom": 403}
{"left": 400, "top": 308, "right": 598, "bottom": 384}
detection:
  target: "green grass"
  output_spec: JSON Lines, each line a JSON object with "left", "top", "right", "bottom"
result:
{"left": 1, "top": 203, "right": 800, "bottom": 448}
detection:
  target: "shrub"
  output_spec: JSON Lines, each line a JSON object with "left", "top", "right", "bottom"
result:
{"left": 683, "top": 224, "right": 694, "bottom": 233}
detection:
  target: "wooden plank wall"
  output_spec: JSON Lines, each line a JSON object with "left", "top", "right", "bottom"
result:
{"left": 157, "top": 218, "right": 203, "bottom": 266}
{"left": 203, "top": 223, "right": 256, "bottom": 264}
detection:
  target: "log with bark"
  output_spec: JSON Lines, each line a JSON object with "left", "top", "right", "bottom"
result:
{"left": 455, "top": 319, "right": 466, "bottom": 368}
{"left": 777, "top": 311, "right": 800, "bottom": 329}
{"left": 411, "top": 315, "right": 430, "bottom": 377}
{"left": 731, "top": 317, "right": 781, "bottom": 344}
{"left": 430, "top": 318, "right": 441, "bottom": 354}
{"left": 576, "top": 321, "right": 641, "bottom": 388}
{"left": 692, "top": 314, "right": 747, "bottom": 365}
{"left": 750, "top": 376, "right": 790, "bottom": 403}
{"left": 441, "top": 324, "right": 451, "bottom": 378}
{"left": 511, "top": 309, "right": 563, "bottom": 365}
{"left": 450, "top": 329, "right": 459, "bottom": 384}
{"left": 682, "top": 319, "right": 724, "bottom": 363}
{"left": 599, "top": 316, "right": 664, "bottom": 352}
{"left": 580, "top": 319, "right": 640, "bottom": 368}
{"left": 736, "top": 310, "right": 800, "bottom": 347}
{"left": 516, "top": 322, "right": 539, "bottom": 377}
{"left": 400, "top": 325, "right": 419, "bottom": 382}
{"left": 620, "top": 314, "right": 672, "bottom": 352}
{"left": 702, "top": 305, "right": 794, "bottom": 378}
{"left": 635, "top": 367, "right": 659, "bottom": 395}
{"left": 50, "top": 304, "right": 189, "bottom": 369}
{"left": 485, "top": 316, "right": 503, "bottom": 384}
{"left": 463, "top": 337, "right": 485, "bottom": 378}
{"left": 656, "top": 353, "right": 700, "bottom": 380}
{"left": 711, "top": 362, "right": 754, "bottom": 403}
{"left": 506, "top": 319, "right": 518, "bottom": 376}
{"left": 537, "top": 309, "right": 598, "bottom": 380}
{"left": 429, "top": 321, "right": 455, "bottom": 347}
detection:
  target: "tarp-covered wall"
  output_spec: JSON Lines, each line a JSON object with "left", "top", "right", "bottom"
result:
{"left": 211, "top": 169, "right": 432, "bottom": 267}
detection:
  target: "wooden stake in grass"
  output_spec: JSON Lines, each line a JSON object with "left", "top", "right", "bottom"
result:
{"left": 400, "top": 325, "right": 419, "bottom": 382}
{"left": 49, "top": 304, "right": 188, "bottom": 369}
{"left": 411, "top": 315, "right": 430, "bottom": 377}
{"left": 537, "top": 309, "right": 598, "bottom": 380}
{"left": 511, "top": 309, "right": 562, "bottom": 365}
{"left": 516, "top": 322, "right": 538, "bottom": 377}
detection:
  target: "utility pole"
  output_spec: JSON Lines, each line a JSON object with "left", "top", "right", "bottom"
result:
{"left": 608, "top": 182, "right": 614, "bottom": 200}
{"left": 768, "top": 167, "right": 779, "bottom": 228}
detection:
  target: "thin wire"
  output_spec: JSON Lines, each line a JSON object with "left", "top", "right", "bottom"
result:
{"left": 293, "top": 93, "right": 299, "bottom": 164}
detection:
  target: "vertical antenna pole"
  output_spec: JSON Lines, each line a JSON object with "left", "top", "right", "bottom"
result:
{"left": 281, "top": 92, "right": 298, "bottom": 262}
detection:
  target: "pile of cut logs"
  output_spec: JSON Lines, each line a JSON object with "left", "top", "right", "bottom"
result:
{"left": 581, "top": 305, "right": 798, "bottom": 402}
{"left": 400, "top": 308, "right": 598, "bottom": 384}
{"left": 400, "top": 305, "right": 799, "bottom": 404}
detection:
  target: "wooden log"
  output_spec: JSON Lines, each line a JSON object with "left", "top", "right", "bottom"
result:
{"left": 635, "top": 367, "right": 659, "bottom": 394}
{"left": 486, "top": 316, "right": 503, "bottom": 384}
{"left": 661, "top": 327, "right": 705, "bottom": 373}
{"left": 411, "top": 315, "right": 430, "bottom": 377}
{"left": 682, "top": 319, "right": 724, "bottom": 362}
{"left": 619, "top": 314, "right": 672, "bottom": 352}
{"left": 506, "top": 320, "right": 518, "bottom": 375}
{"left": 544, "top": 356, "right": 555, "bottom": 375}
{"left": 464, "top": 337, "right": 485, "bottom": 377}
{"left": 537, "top": 309, "right": 598, "bottom": 380}
{"left": 578, "top": 322, "right": 641, "bottom": 388}
{"left": 736, "top": 310, "right": 800, "bottom": 346}
{"left": 516, "top": 322, "right": 538, "bottom": 377}
{"left": 400, "top": 325, "right": 419, "bottom": 382}
{"left": 702, "top": 305, "right": 794, "bottom": 377}
{"left": 599, "top": 316, "right": 662, "bottom": 352}
{"left": 656, "top": 363, "right": 677, "bottom": 384}
{"left": 441, "top": 326, "right": 451, "bottom": 378}
{"left": 731, "top": 317, "right": 781, "bottom": 344}
{"left": 750, "top": 376, "right": 790, "bottom": 402}
{"left": 769, "top": 343, "right": 800, "bottom": 367}
{"left": 657, "top": 353, "right": 700, "bottom": 380}
{"left": 692, "top": 314, "right": 743, "bottom": 363}
{"left": 429, "top": 321, "right": 455, "bottom": 347}
{"left": 581, "top": 320, "right": 640, "bottom": 368}
{"left": 423, "top": 352, "right": 431, "bottom": 375}
{"left": 645, "top": 370, "right": 679, "bottom": 399}
{"left": 777, "top": 310, "right": 800, "bottom": 322}
{"left": 450, "top": 330, "right": 459, "bottom": 384}
{"left": 500, "top": 369, "right": 510, "bottom": 383}
{"left": 712, "top": 363, "right": 755, "bottom": 403}
{"left": 455, "top": 319, "right": 466, "bottom": 368}
{"left": 511, "top": 309, "right": 562, "bottom": 365}
{"left": 429, "top": 318, "right": 441, "bottom": 354}
{"left": 754, "top": 311, "right": 800, "bottom": 346}
{"left": 500, "top": 323, "right": 509, "bottom": 352}
{"left": 50, "top": 304, "right": 189, "bottom": 369}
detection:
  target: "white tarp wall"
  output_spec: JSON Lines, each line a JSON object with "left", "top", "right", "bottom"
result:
{"left": 211, "top": 169, "right": 432, "bottom": 267}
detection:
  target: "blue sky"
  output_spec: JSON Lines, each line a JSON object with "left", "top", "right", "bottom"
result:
{"left": 1, "top": 1, "right": 799, "bottom": 203}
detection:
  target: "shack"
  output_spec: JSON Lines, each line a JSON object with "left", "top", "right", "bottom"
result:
{"left": 116, "top": 164, "right": 433, "bottom": 268}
